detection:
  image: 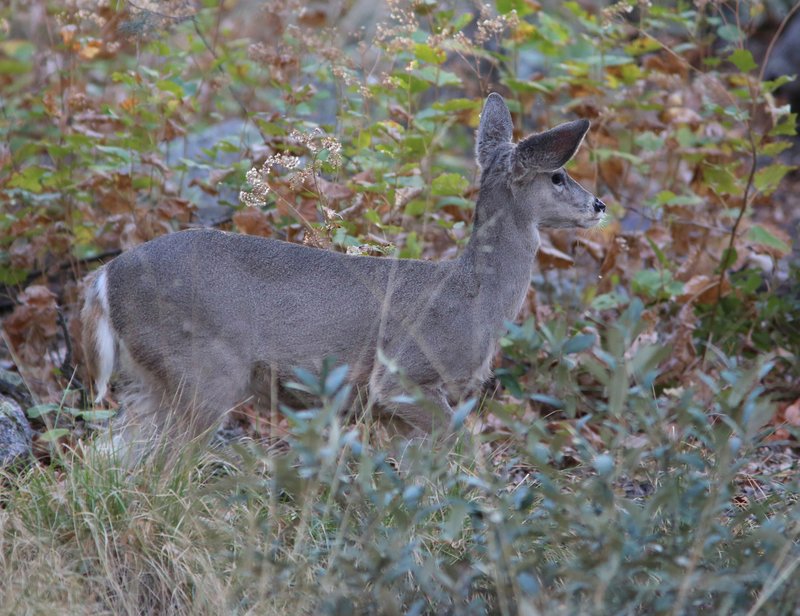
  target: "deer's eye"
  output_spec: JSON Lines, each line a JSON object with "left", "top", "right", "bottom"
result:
{"left": 551, "top": 173, "right": 565, "bottom": 186}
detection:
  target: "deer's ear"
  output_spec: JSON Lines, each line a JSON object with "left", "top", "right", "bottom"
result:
{"left": 513, "top": 119, "right": 590, "bottom": 174}
{"left": 476, "top": 93, "right": 513, "bottom": 168}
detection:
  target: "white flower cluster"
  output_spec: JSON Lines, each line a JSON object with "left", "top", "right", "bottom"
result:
{"left": 239, "top": 129, "right": 343, "bottom": 207}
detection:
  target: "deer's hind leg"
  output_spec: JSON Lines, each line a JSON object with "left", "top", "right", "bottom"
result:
{"left": 99, "top": 354, "right": 251, "bottom": 466}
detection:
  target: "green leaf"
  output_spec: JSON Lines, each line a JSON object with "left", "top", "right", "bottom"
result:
{"left": 505, "top": 78, "right": 552, "bottom": 94}
{"left": 592, "top": 148, "right": 642, "bottom": 164}
{"left": 0, "top": 59, "right": 30, "bottom": 74}
{"left": 635, "top": 131, "right": 665, "bottom": 152}
{"left": 717, "top": 24, "right": 743, "bottom": 43}
{"left": 654, "top": 190, "right": 703, "bottom": 207}
{"left": 452, "top": 12, "right": 473, "bottom": 31}
{"left": 0, "top": 264, "right": 27, "bottom": 285}
{"left": 451, "top": 398, "right": 477, "bottom": 430}
{"left": 431, "top": 173, "right": 468, "bottom": 196}
{"left": 760, "top": 141, "right": 792, "bottom": 157}
{"left": 431, "top": 98, "right": 480, "bottom": 112}
{"left": 441, "top": 500, "right": 469, "bottom": 541}
{"left": 413, "top": 43, "right": 446, "bottom": 65}
{"left": 8, "top": 166, "right": 48, "bottom": 193}
{"left": 156, "top": 79, "right": 185, "bottom": 97}
{"left": 754, "top": 163, "right": 794, "bottom": 195}
{"left": 769, "top": 113, "right": 798, "bottom": 136}
{"left": 39, "top": 428, "right": 70, "bottom": 442}
{"left": 399, "top": 231, "right": 422, "bottom": 259}
{"left": 719, "top": 246, "right": 738, "bottom": 270}
{"left": 728, "top": 49, "right": 757, "bottom": 73}
{"left": 404, "top": 199, "right": 427, "bottom": 217}
{"left": 78, "top": 410, "right": 117, "bottom": 422}
{"left": 356, "top": 131, "right": 371, "bottom": 148}
{"left": 496, "top": 0, "right": 536, "bottom": 16}
{"left": 95, "top": 145, "right": 133, "bottom": 164}
{"left": 562, "top": 334, "right": 596, "bottom": 355}
{"left": 703, "top": 164, "right": 739, "bottom": 195}
{"left": 746, "top": 224, "right": 791, "bottom": 255}
{"left": 529, "top": 393, "right": 564, "bottom": 409}
{"left": 623, "top": 37, "right": 662, "bottom": 56}
{"left": 26, "top": 403, "right": 60, "bottom": 419}
{"left": 762, "top": 74, "right": 795, "bottom": 94}
{"left": 591, "top": 291, "right": 627, "bottom": 311}
{"left": 632, "top": 269, "right": 683, "bottom": 300}
{"left": 413, "top": 66, "right": 462, "bottom": 88}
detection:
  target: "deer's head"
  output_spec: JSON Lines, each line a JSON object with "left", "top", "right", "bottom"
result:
{"left": 476, "top": 93, "right": 605, "bottom": 230}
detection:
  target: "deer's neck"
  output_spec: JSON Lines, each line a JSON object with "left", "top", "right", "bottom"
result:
{"left": 461, "top": 182, "right": 539, "bottom": 322}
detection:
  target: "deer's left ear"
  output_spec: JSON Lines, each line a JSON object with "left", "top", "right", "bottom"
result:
{"left": 476, "top": 93, "right": 514, "bottom": 168}
{"left": 513, "top": 119, "right": 590, "bottom": 175}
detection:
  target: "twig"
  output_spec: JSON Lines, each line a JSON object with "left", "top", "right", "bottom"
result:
{"left": 758, "top": 2, "right": 800, "bottom": 83}
{"left": 56, "top": 308, "right": 83, "bottom": 395}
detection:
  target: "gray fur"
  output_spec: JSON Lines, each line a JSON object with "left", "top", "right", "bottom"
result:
{"left": 84, "top": 94, "right": 603, "bottom": 456}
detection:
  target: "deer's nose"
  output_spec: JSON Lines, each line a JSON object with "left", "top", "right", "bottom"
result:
{"left": 593, "top": 198, "right": 606, "bottom": 214}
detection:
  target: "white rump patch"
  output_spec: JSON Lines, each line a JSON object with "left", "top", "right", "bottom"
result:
{"left": 92, "top": 269, "right": 116, "bottom": 404}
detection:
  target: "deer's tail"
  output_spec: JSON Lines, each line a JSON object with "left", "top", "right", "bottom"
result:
{"left": 81, "top": 268, "right": 116, "bottom": 403}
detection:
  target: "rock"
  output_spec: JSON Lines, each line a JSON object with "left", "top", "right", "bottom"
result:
{"left": 0, "top": 394, "right": 33, "bottom": 468}
{"left": 162, "top": 118, "right": 262, "bottom": 224}
{"left": 0, "top": 367, "right": 33, "bottom": 407}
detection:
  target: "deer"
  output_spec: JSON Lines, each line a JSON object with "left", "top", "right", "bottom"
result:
{"left": 81, "top": 93, "right": 605, "bottom": 462}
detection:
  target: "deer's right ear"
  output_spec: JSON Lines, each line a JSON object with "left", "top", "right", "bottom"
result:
{"left": 513, "top": 119, "right": 590, "bottom": 174}
{"left": 476, "top": 93, "right": 513, "bottom": 168}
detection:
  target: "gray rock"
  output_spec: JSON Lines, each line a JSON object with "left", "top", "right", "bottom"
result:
{"left": 0, "top": 395, "right": 33, "bottom": 468}
{"left": 162, "top": 118, "right": 262, "bottom": 224}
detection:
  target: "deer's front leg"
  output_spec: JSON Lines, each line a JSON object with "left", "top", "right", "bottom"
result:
{"left": 372, "top": 376, "right": 454, "bottom": 440}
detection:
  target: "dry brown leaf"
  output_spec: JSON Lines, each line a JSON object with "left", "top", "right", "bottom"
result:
{"left": 643, "top": 51, "right": 689, "bottom": 78}
{"left": 785, "top": 399, "right": 800, "bottom": 428}
{"left": 395, "top": 186, "right": 423, "bottom": 210}
{"left": 537, "top": 241, "right": 574, "bottom": 269}
{"left": 677, "top": 274, "right": 731, "bottom": 305}
{"left": 154, "top": 197, "right": 194, "bottom": 223}
{"left": 663, "top": 106, "right": 702, "bottom": 127}
{"left": 78, "top": 39, "right": 102, "bottom": 60}
{"left": 3, "top": 285, "right": 59, "bottom": 368}
{"left": 297, "top": 7, "right": 328, "bottom": 28}
{"left": 140, "top": 152, "right": 170, "bottom": 175}
{"left": 575, "top": 235, "right": 605, "bottom": 261}
{"left": 189, "top": 168, "right": 235, "bottom": 196}
{"left": 60, "top": 24, "right": 77, "bottom": 45}
{"left": 767, "top": 399, "right": 800, "bottom": 442}
{"left": 313, "top": 176, "right": 354, "bottom": 203}
{"left": 234, "top": 207, "right": 273, "bottom": 237}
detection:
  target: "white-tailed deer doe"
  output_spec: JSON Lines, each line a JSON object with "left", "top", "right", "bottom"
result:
{"left": 82, "top": 93, "right": 605, "bottom": 459}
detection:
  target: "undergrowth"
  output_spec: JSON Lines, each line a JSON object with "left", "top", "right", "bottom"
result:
{"left": 2, "top": 305, "right": 798, "bottom": 614}
{"left": 1, "top": 0, "right": 799, "bottom": 614}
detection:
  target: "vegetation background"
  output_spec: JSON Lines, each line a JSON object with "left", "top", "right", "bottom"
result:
{"left": 0, "top": 0, "right": 799, "bottom": 613}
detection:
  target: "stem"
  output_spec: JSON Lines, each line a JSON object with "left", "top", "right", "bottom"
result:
{"left": 701, "top": 129, "right": 757, "bottom": 366}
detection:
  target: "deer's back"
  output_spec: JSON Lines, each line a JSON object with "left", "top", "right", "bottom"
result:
{"left": 104, "top": 229, "right": 469, "bottom": 385}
